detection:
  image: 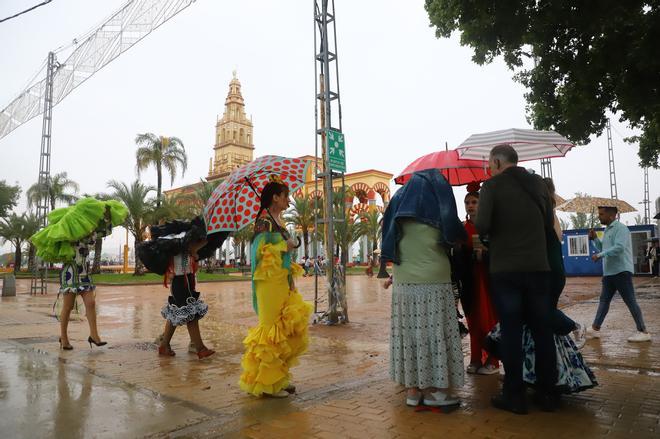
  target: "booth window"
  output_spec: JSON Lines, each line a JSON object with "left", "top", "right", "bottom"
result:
{"left": 568, "top": 235, "right": 590, "bottom": 256}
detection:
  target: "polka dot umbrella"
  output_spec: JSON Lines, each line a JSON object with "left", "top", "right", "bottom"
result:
{"left": 203, "top": 155, "right": 312, "bottom": 234}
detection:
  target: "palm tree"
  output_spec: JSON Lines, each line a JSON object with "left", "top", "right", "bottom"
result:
{"left": 135, "top": 133, "right": 187, "bottom": 208}
{"left": 232, "top": 224, "right": 254, "bottom": 266}
{"left": 356, "top": 210, "right": 382, "bottom": 259}
{"left": 187, "top": 178, "right": 219, "bottom": 211}
{"left": 22, "top": 213, "right": 41, "bottom": 273}
{"left": 149, "top": 192, "right": 195, "bottom": 224}
{"left": 107, "top": 180, "right": 155, "bottom": 275}
{"left": 334, "top": 210, "right": 360, "bottom": 265}
{"left": 284, "top": 196, "right": 316, "bottom": 258}
{"left": 26, "top": 172, "right": 79, "bottom": 210}
{"left": 0, "top": 213, "right": 36, "bottom": 274}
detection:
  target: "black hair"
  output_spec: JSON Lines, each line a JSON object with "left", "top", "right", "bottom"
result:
{"left": 257, "top": 181, "right": 289, "bottom": 218}
{"left": 464, "top": 192, "right": 479, "bottom": 201}
{"left": 598, "top": 206, "right": 618, "bottom": 215}
{"left": 543, "top": 177, "right": 556, "bottom": 207}
{"left": 490, "top": 144, "right": 519, "bottom": 165}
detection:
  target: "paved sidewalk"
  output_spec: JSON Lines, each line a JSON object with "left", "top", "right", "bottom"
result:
{"left": 0, "top": 275, "right": 658, "bottom": 438}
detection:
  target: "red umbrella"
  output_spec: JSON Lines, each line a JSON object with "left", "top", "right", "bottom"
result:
{"left": 203, "top": 155, "right": 311, "bottom": 234}
{"left": 394, "top": 150, "right": 490, "bottom": 186}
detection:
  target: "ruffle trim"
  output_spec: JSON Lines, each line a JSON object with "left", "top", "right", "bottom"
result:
{"left": 160, "top": 297, "right": 209, "bottom": 326}
{"left": 239, "top": 290, "right": 313, "bottom": 396}
{"left": 253, "top": 241, "right": 289, "bottom": 282}
{"left": 59, "top": 285, "right": 95, "bottom": 294}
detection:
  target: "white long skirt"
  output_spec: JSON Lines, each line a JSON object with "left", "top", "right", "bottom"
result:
{"left": 390, "top": 282, "right": 465, "bottom": 389}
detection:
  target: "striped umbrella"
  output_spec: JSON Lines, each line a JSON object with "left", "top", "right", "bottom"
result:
{"left": 456, "top": 128, "right": 574, "bottom": 161}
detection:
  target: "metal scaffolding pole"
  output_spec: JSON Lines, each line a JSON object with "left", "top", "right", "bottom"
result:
{"left": 314, "top": 0, "right": 346, "bottom": 324}
{"left": 30, "top": 52, "right": 56, "bottom": 295}
{"left": 540, "top": 158, "right": 553, "bottom": 179}
{"left": 606, "top": 119, "right": 618, "bottom": 200}
{"left": 642, "top": 167, "right": 650, "bottom": 224}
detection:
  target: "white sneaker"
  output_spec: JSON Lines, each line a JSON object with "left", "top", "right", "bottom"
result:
{"left": 627, "top": 332, "right": 651, "bottom": 342}
{"left": 586, "top": 328, "right": 601, "bottom": 339}
{"left": 423, "top": 391, "right": 460, "bottom": 407}
{"left": 572, "top": 323, "right": 587, "bottom": 349}
{"left": 406, "top": 392, "right": 423, "bottom": 407}
{"left": 476, "top": 364, "right": 500, "bottom": 375}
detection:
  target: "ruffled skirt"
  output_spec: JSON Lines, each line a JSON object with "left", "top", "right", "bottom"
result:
{"left": 239, "top": 288, "right": 312, "bottom": 396}
{"left": 390, "top": 282, "right": 465, "bottom": 389}
{"left": 486, "top": 323, "right": 598, "bottom": 393}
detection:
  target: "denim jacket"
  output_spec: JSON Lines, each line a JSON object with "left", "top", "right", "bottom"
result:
{"left": 381, "top": 169, "right": 466, "bottom": 265}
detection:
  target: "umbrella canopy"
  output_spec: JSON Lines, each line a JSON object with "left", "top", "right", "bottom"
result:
{"left": 456, "top": 128, "right": 574, "bottom": 161}
{"left": 556, "top": 196, "right": 636, "bottom": 214}
{"left": 203, "top": 155, "right": 311, "bottom": 234}
{"left": 394, "top": 150, "right": 490, "bottom": 186}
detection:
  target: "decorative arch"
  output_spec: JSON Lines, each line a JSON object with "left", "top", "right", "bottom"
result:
{"left": 372, "top": 182, "right": 391, "bottom": 203}
{"left": 308, "top": 190, "right": 323, "bottom": 200}
{"left": 350, "top": 203, "right": 370, "bottom": 217}
{"left": 350, "top": 182, "right": 370, "bottom": 203}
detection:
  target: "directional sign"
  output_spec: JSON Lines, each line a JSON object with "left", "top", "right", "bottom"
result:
{"left": 327, "top": 129, "right": 346, "bottom": 173}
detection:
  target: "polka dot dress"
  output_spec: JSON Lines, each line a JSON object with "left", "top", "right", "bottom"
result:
{"left": 390, "top": 282, "right": 465, "bottom": 389}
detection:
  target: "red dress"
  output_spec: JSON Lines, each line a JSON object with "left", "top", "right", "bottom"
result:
{"left": 463, "top": 220, "right": 499, "bottom": 367}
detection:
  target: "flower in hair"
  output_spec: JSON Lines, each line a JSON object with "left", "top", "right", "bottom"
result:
{"left": 466, "top": 181, "right": 481, "bottom": 193}
{"left": 269, "top": 174, "right": 285, "bottom": 185}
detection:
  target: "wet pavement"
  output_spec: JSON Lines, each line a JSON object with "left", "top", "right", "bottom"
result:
{"left": 0, "top": 275, "right": 658, "bottom": 438}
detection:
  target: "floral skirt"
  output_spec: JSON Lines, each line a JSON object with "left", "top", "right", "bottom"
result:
{"left": 390, "top": 282, "right": 465, "bottom": 389}
{"left": 239, "top": 286, "right": 312, "bottom": 396}
{"left": 486, "top": 323, "right": 598, "bottom": 393}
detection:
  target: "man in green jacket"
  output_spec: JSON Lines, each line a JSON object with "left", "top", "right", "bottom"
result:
{"left": 476, "top": 144, "right": 557, "bottom": 414}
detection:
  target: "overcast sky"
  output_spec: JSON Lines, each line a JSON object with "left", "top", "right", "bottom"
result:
{"left": 1, "top": 0, "right": 658, "bottom": 255}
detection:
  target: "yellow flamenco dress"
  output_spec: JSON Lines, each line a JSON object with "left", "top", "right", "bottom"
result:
{"left": 239, "top": 218, "right": 313, "bottom": 396}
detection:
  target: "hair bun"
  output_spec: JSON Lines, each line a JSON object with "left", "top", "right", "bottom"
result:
{"left": 466, "top": 181, "right": 481, "bottom": 193}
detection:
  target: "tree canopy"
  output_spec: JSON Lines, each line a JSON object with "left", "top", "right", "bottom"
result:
{"left": 425, "top": 1, "right": 660, "bottom": 167}
{"left": 0, "top": 180, "right": 20, "bottom": 217}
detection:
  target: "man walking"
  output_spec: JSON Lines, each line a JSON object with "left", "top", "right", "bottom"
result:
{"left": 476, "top": 144, "right": 557, "bottom": 414}
{"left": 588, "top": 206, "right": 651, "bottom": 342}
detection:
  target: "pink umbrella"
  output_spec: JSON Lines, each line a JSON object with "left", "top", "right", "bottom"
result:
{"left": 394, "top": 150, "right": 490, "bottom": 186}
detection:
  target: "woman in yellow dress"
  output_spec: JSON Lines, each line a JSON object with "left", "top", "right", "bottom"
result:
{"left": 239, "top": 177, "right": 313, "bottom": 398}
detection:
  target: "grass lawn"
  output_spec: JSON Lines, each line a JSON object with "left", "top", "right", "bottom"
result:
{"left": 92, "top": 272, "right": 248, "bottom": 284}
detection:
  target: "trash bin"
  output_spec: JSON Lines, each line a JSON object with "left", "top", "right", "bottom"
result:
{"left": 2, "top": 274, "right": 16, "bottom": 297}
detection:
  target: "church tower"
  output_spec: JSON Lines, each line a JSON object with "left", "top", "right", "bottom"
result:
{"left": 208, "top": 71, "right": 254, "bottom": 179}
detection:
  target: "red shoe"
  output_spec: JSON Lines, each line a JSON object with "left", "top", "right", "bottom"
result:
{"left": 158, "top": 346, "right": 176, "bottom": 357}
{"left": 197, "top": 348, "right": 215, "bottom": 359}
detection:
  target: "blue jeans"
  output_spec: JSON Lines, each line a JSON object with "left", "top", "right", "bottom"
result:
{"left": 594, "top": 271, "right": 646, "bottom": 332}
{"left": 490, "top": 272, "right": 557, "bottom": 397}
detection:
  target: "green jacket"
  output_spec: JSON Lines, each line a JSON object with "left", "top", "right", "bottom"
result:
{"left": 475, "top": 167, "right": 554, "bottom": 274}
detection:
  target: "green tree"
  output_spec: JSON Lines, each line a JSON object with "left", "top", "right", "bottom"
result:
{"left": 232, "top": 224, "right": 254, "bottom": 266}
{"left": 22, "top": 212, "right": 41, "bottom": 273}
{"left": 107, "top": 180, "right": 155, "bottom": 275}
{"left": 425, "top": 1, "right": 660, "bottom": 167}
{"left": 356, "top": 210, "right": 382, "bottom": 257}
{"left": 334, "top": 209, "right": 360, "bottom": 265}
{"left": 26, "top": 172, "right": 79, "bottom": 210}
{"left": 0, "top": 180, "right": 21, "bottom": 217}
{"left": 284, "top": 196, "right": 317, "bottom": 259}
{"left": 0, "top": 213, "right": 37, "bottom": 274}
{"left": 149, "top": 192, "right": 194, "bottom": 224}
{"left": 135, "top": 133, "right": 187, "bottom": 208}
{"left": 187, "top": 178, "right": 219, "bottom": 212}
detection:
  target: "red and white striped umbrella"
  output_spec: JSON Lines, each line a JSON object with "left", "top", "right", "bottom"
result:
{"left": 456, "top": 128, "right": 574, "bottom": 161}
{"left": 203, "top": 155, "right": 311, "bottom": 234}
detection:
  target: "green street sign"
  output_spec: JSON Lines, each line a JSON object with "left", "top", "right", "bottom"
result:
{"left": 327, "top": 129, "right": 346, "bottom": 173}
